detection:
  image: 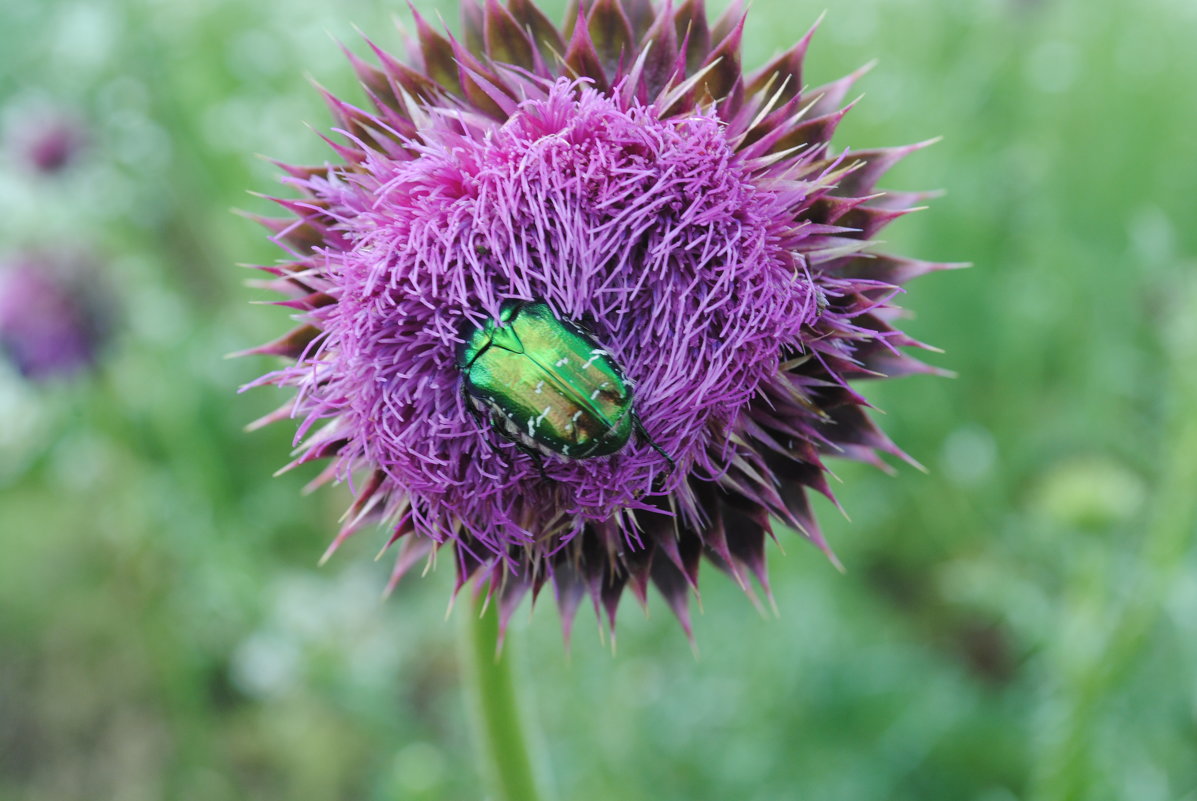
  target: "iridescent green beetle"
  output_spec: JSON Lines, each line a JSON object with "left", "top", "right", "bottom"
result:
{"left": 456, "top": 300, "right": 669, "bottom": 466}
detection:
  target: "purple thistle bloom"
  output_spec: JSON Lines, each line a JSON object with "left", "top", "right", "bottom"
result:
{"left": 244, "top": 0, "right": 953, "bottom": 640}
{"left": 0, "top": 253, "right": 108, "bottom": 380}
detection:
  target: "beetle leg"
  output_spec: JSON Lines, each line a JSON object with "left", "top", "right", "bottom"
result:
{"left": 513, "top": 441, "right": 551, "bottom": 483}
{"left": 476, "top": 400, "right": 552, "bottom": 482}
{"left": 462, "top": 390, "right": 511, "bottom": 464}
{"left": 633, "top": 414, "right": 675, "bottom": 477}
{"left": 491, "top": 425, "right": 550, "bottom": 481}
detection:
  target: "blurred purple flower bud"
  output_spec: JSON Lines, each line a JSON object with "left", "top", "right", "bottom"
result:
{"left": 9, "top": 110, "right": 87, "bottom": 175}
{"left": 0, "top": 253, "right": 110, "bottom": 380}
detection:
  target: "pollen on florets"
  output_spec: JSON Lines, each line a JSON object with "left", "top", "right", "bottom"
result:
{"left": 243, "top": 0, "right": 954, "bottom": 640}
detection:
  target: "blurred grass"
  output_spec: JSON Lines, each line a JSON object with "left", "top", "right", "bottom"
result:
{"left": 1, "top": 0, "right": 1195, "bottom": 799}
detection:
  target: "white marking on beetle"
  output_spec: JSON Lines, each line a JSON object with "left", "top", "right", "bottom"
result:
{"left": 554, "top": 357, "right": 569, "bottom": 367}
{"left": 583, "top": 349, "right": 608, "bottom": 368}
{"left": 562, "top": 445, "right": 570, "bottom": 455}
{"left": 571, "top": 411, "right": 583, "bottom": 422}
{"left": 534, "top": 380, "right": 544, "bottom": 394}
{"left": 589, "top": 388, "right": 601, "bottom": 400}
{"left": 527, "top": 405, "right": 551, "bottom": 439}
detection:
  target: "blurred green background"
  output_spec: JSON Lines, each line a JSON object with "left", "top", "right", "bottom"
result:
{"left": 2, "top": 0, "right": 1195, "bottom": 798}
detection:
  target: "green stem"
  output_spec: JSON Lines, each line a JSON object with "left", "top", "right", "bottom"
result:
{"left": 461, "top": 596, "right": 547, "bottom": 801}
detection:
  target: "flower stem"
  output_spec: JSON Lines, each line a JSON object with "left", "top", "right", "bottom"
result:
{"left": 461, "top": 595, "right": 547, "bottom": 801}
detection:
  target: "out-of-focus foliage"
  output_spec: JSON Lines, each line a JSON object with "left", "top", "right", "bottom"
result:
{"left": 1, "top": 0, "right": 1195, "bottom": 799}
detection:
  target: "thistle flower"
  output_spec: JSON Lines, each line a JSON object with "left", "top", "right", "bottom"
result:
{"left": 0, "top": 252, "right": 108, "bottom": 380}
{"left": 245, "top": 0, "right": 951, "bottom": 639}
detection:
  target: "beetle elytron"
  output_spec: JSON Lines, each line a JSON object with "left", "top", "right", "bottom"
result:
{"left": 456, "top": 300, "right": 671, "bottom": 469}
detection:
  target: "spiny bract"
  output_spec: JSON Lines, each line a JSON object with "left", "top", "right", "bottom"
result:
{"left": 243, "top": 0, "right": 953, "bottom": 641}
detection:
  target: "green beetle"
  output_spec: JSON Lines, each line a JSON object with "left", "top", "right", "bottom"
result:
{"left": 456, "top": 299, "right": 669, "bottom": 466}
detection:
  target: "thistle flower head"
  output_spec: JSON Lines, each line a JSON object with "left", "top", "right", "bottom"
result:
{"left": 0, "top": 252, "right": 109, "bottom": 381}
{"left": 245, "top": 0, "right": 951, "bottom": 639}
